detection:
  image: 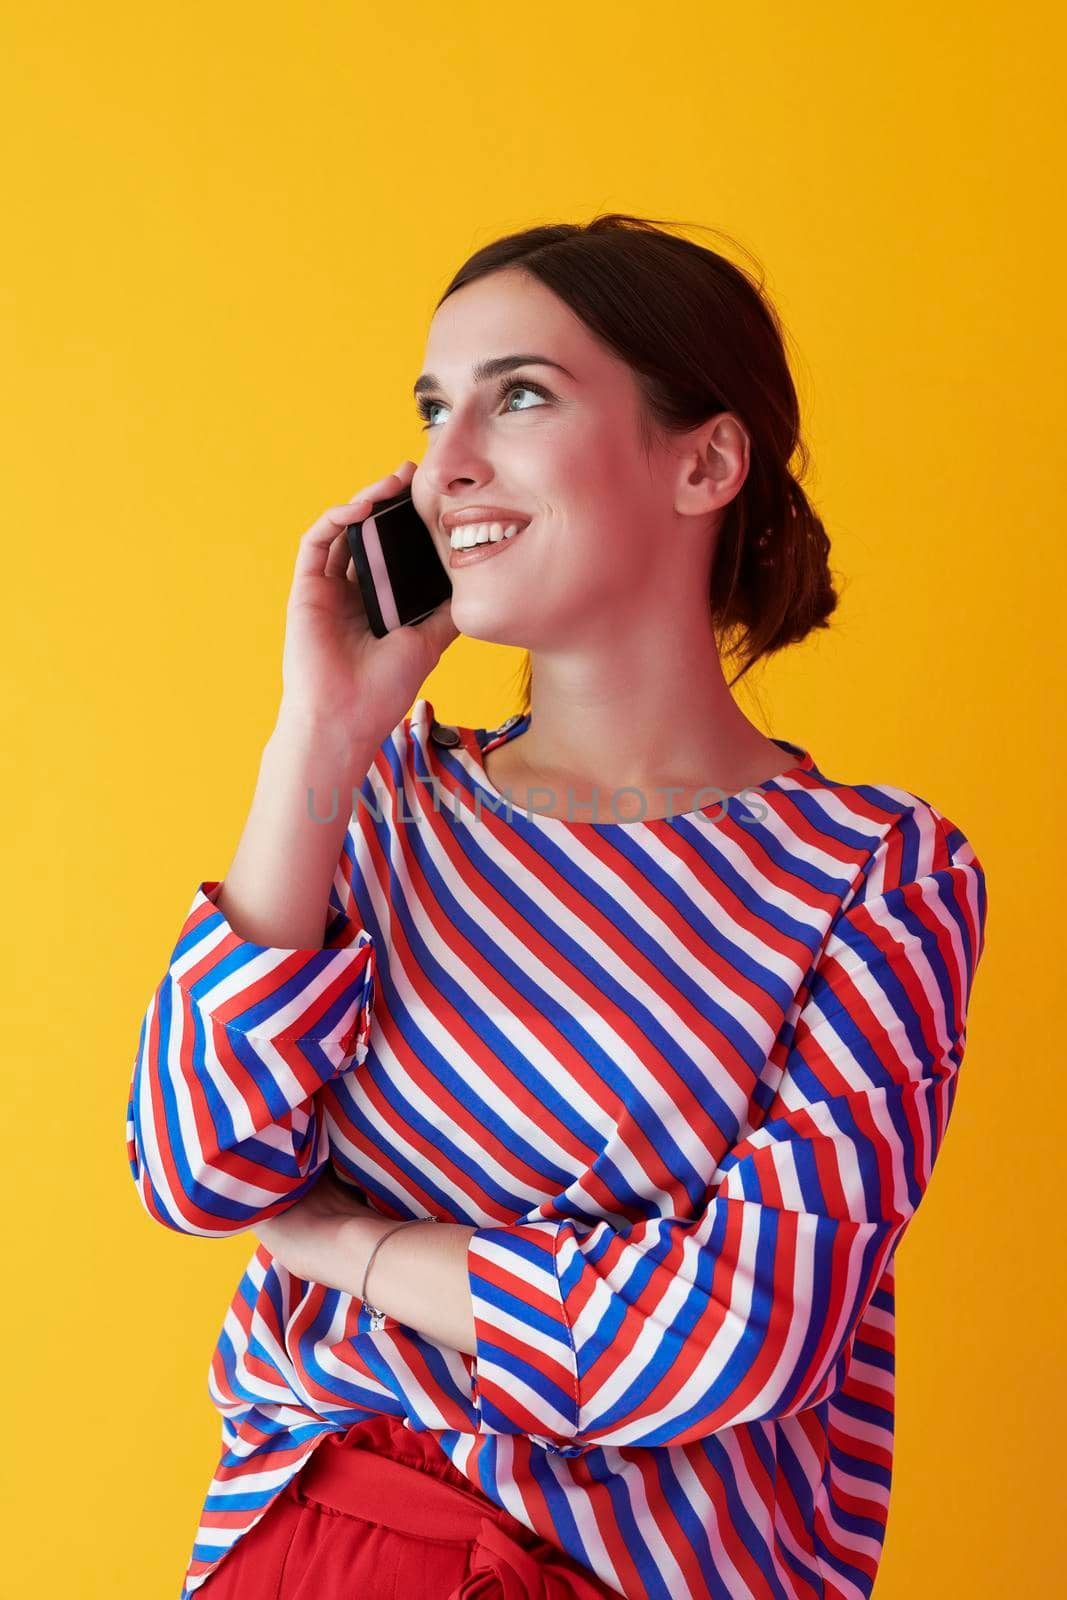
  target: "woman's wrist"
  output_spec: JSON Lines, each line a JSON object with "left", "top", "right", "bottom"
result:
{"left": 271, "top": 702, "right": 378, "bottom": 786}
{"left": 342, "top": 1213, "right": 478, "bottom": 1353}
{"left": 346, "top": 1214, "right": 436, "bottom": 1307}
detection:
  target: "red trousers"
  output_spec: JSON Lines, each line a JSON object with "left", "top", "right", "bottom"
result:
{"left": 197, "top": 1414, "right": 618, "bottom": 1598}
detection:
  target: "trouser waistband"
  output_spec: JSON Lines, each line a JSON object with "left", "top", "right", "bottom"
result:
{"left": 298, "top": 1428, "right": 512, "bottom": 1543}
{"left": 293, "top": 1427, "right": 613, "bottom": 1599}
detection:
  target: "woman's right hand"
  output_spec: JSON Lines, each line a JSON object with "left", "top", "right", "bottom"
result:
{"left": 277, "top": 460, "right": 459, "bottom": 751}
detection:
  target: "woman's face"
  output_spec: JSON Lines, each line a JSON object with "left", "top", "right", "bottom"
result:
{"left": 410, "top": 267, "right": 692, "bottom": 651}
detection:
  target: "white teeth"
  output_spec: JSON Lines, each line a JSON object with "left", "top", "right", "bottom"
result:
{"left": 449, "top": 521, "right": 525, "bottom": 550}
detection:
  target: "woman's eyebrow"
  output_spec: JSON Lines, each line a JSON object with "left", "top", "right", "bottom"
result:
{"left": 412, "top": 354, "right": 576, "bottom": 398}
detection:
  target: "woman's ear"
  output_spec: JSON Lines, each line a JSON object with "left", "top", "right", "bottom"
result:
{"left": 675, "top": 412, "right": 751, "bottom": 517}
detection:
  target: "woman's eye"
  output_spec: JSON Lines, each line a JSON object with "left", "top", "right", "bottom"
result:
{"left": 499, "top": 383, "right": 549, "bottom": 415}
{"left": 416, "top": 380, "right": 550, "bottom": 431}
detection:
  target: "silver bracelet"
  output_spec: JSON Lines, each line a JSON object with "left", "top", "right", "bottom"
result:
{"left": 360, "top": 1216, "right": 438, "bottom": 1319}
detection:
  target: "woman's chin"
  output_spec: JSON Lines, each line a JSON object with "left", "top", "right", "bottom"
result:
{"left": 447, "top": 593, "right": 531, "bottom": 648}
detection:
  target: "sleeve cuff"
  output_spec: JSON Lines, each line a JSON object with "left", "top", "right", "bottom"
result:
{"left": 466, "top": 1220, "right": 589, "bottom": 1455}
{"left": 167, "top": 880, "right": 377, "bottom": 1081}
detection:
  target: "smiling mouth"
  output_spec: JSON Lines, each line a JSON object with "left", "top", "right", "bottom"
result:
{"left": 447, "top": 521, "right": 531, "bottom": 566}
{"left": 447, "top": 520, "right": 529, "bottom": 551}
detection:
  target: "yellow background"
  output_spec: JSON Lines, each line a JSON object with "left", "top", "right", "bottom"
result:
{"left": 3, "top": 2, "right": 1062, "bottom": 1594}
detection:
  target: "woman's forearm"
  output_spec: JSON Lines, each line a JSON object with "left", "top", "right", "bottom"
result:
{"left": 218, "top": 707, "right": 480, "bottom": 1352}
{"left": 214, "top": 708, "right": 378, "bottom": 950}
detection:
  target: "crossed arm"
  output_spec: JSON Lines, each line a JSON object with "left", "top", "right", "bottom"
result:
{"left": 127, "top": 792, "right": 986, "bottom": 1451}
{"left": 251, "top": 1166, "right": 480, "bottom": 1355}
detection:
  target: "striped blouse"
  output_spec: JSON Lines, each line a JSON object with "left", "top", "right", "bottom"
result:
{"left": 125, "top": 697, "right": 988, "bottom": 1600}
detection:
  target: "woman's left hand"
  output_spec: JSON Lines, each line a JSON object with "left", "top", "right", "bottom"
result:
{"left": 252, "top": 1162, "right": 381, "bottom": 1293}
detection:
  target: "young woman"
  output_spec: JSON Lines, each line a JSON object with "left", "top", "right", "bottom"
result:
{"left": 126, "top": 213, "right": 988, "bottom": 1600}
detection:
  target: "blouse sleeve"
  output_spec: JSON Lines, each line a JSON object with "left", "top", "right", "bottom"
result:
{"left": 124, "top": 868, "right": 376, "bottom": 1238}
{"left": 464, "top": 814, "right": 988, "bottom": 1454}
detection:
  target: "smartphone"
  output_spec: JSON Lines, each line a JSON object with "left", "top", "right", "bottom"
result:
{"left": 345, "top": 488, "right": 453, "bottom": 638}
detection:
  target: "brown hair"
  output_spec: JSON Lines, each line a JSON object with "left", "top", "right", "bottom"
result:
{"left": 432, "top": 211, "right": 841, "bottom": 701}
